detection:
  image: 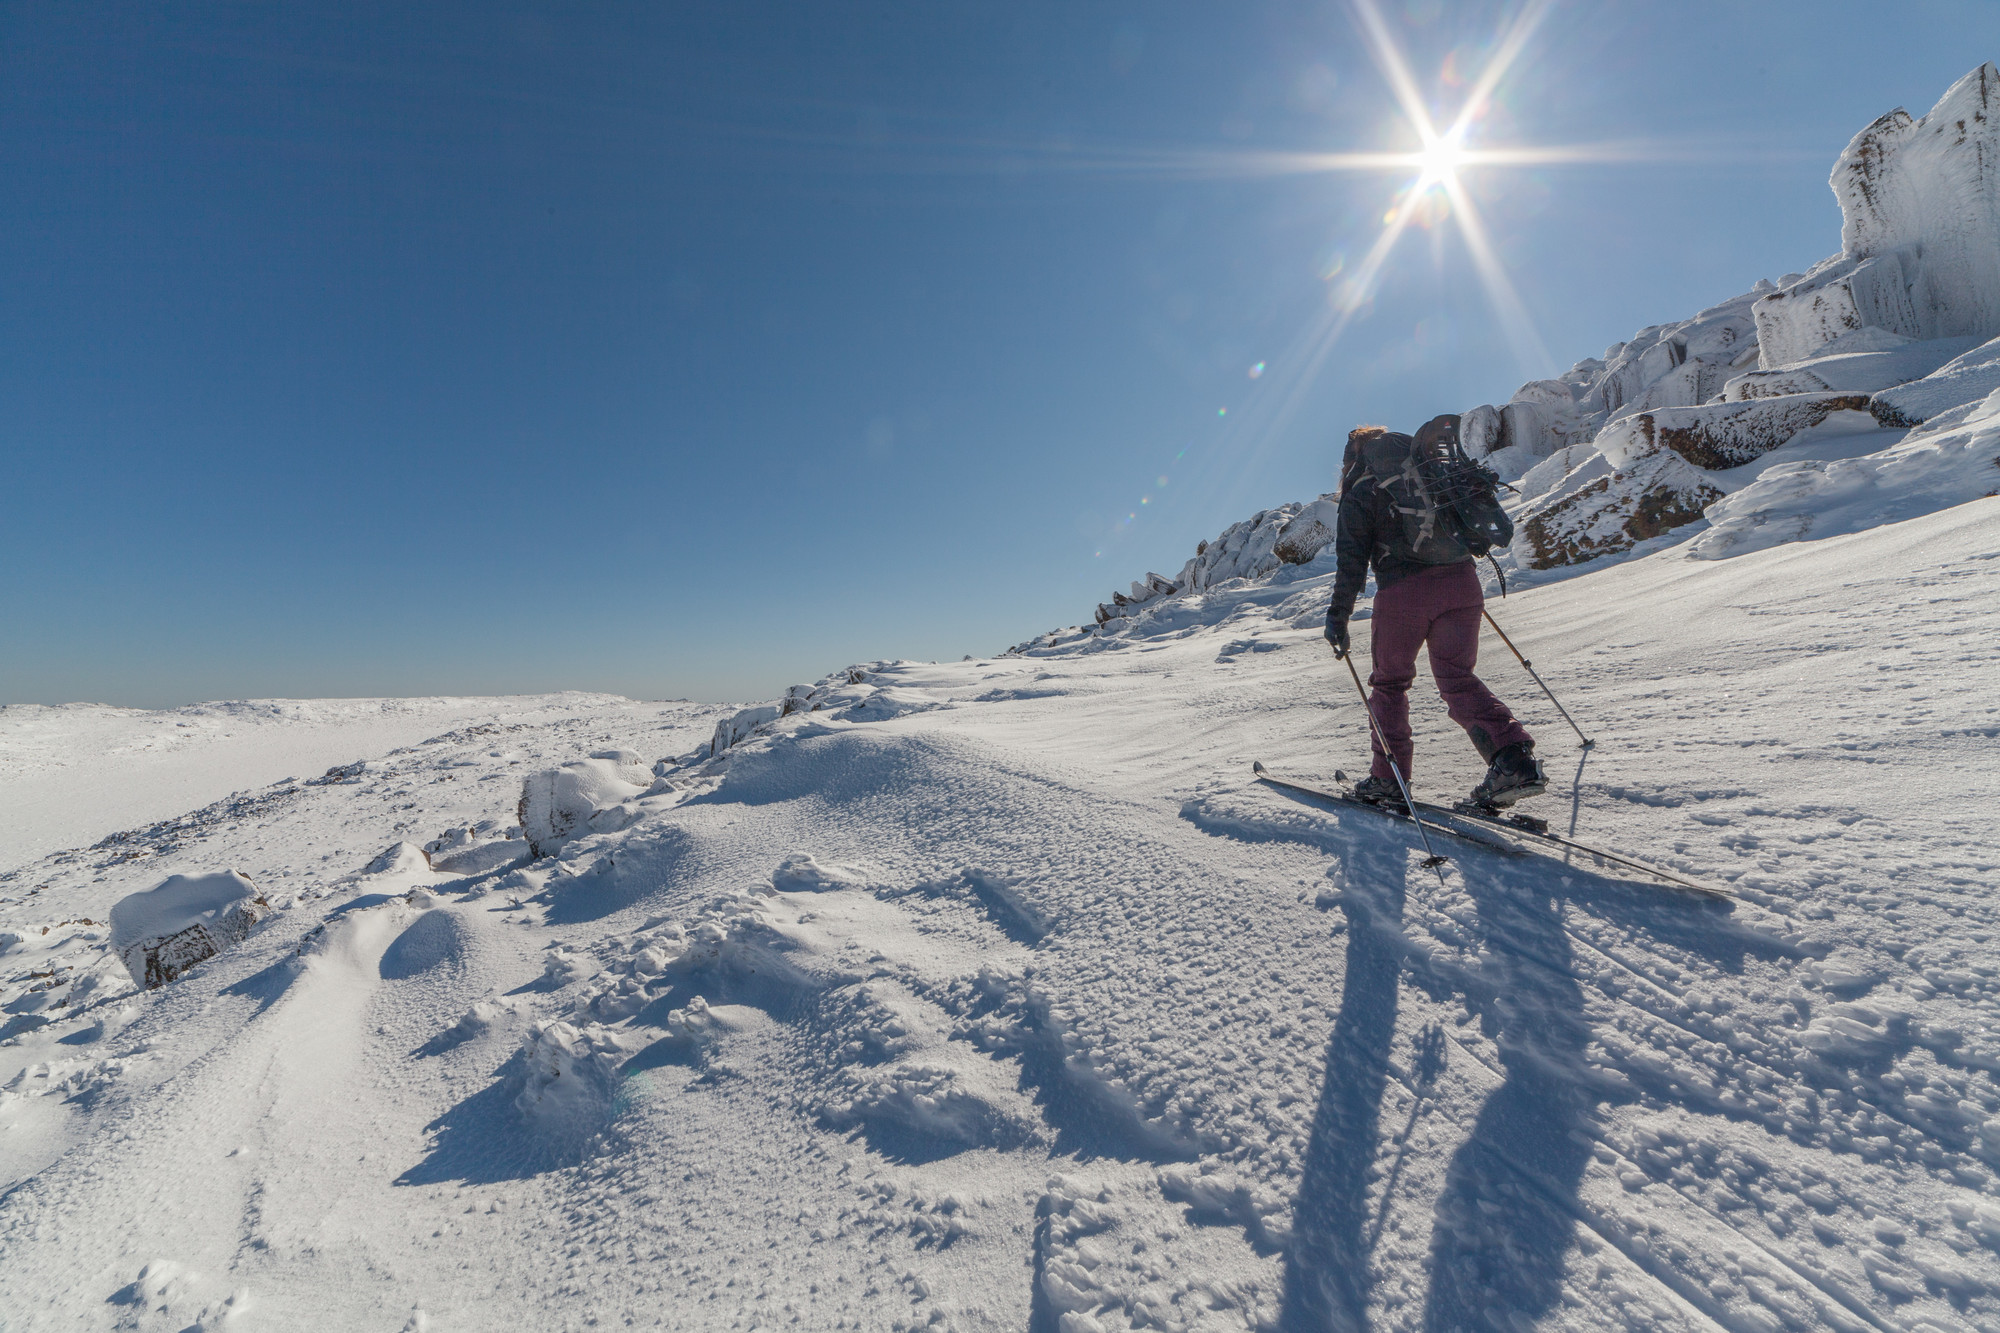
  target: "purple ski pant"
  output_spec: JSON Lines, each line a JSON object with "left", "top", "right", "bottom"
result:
{"left": 1365, "top": 560, "right": 1532, "bottom": 783}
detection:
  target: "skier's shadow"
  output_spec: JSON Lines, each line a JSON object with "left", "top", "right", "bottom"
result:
{"left": 1411, "top": 858, "right": 1594, "bottom": 1332}
{"left": 1279, "top": 805, "right": 1759, "bottom": 1332}
{"left": 1281, "top": 828, "right": 1409, "bottom": 1331}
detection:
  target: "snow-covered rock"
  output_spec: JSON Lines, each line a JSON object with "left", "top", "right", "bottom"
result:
{"left": 1513, "top": 442, "right": 1725, "bottom": 569}
{"left": 1689, "top": 387, "right": 2000, "bottom": 559}
{"left": 1725, "top": 331, "right": 1979, "bottom": 401}
{"left": 1873, "top": 334, "right": 2000, "bottom": 426}
{"left": 1833, "top": 63, "right": 2000, "bottom": 340}
{"left": 1271, "top": 496, "right": 1338, "bottom": 565}
{"left": 1596, "top": 393, "right": 1876, "bottom": 471}
{"left": 513, "top": 1018, "right": 640, "bottom": 1123}
{"left": 517, "top": 754, "right": 653, "bottom": 858}
{"left": 1749, "top": 65, "right": 2000, "bottom": 370}
{"left": 108, "top": 870, "right": 267, "bottom": 989}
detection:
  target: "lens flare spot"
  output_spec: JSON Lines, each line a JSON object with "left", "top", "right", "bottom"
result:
{"left": 1156, "top": 475, "right": 1169, "bottom": 487}
{"left": 1248, "top": 361, "right": 1266, "bottom": 379}
{"left": 1217, "top": 406, "right": 1228, "bottom": 416}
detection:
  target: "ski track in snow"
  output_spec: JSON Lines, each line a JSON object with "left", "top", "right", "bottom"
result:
{"left": 2, "top": 504, "right": 1999, "bottom": 1331}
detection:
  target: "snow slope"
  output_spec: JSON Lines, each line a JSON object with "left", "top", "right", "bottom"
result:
{"left": 0, "top": 694, "right": 657, "bottom": 874}
{"left": 4, "top": 497, "right": 1998, "bottom": 1331}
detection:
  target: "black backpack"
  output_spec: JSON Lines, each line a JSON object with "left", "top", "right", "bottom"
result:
{"left": 1359, "top": 415, "right": 1513, "bottom": 564}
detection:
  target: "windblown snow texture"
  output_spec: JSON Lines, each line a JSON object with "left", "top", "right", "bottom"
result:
{"left": 5, "top": 63, "right": 2000, "bottom": 1333}
{"left": 6, "top": 498, "right": 2000, "bottom": 1330}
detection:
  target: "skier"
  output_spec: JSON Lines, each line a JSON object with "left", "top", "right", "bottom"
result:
{"left": 1323, "top": 418, "right": 1546, "bottom": 808}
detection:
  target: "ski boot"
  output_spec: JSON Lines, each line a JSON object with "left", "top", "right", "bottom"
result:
{"left": 1350, "top": 774, "right": 1402, "bottom": 805}
{"left": 1467, "top": 741, "right": 1545, "bottom": 809}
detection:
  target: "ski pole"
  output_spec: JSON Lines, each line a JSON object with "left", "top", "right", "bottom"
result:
{"left": 1481, "top": 610, "right": 1594, "bottom": 749}
{"left": 1338, "top": 649, "right": 1450, "bottom": 885}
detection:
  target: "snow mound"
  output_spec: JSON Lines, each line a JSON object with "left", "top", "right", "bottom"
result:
{"left": 108, "top": 870, "right": 267, "bottom": 988}
{"left": 514, "top": 1018, "right": 641, "bottom": 1123}
{"left": 362, "top": 841, "right": 430, "bottom": 877}
{"left": 1874, "top": 334, "right": 2000, "bottom": 426}
{"left": 769, "top": 853, "right": 872, "bottom": 893}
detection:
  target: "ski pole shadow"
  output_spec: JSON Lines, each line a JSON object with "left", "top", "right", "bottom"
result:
{"left": 1567, "top": 746, "right": 1592, "bottom": 838}
{"left": 1280, "top": 826, "right": 1410, "bottom": 1332}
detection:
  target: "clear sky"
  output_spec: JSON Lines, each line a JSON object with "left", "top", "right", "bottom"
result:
{"left": 4, "top": 2, "right": 1993, "bottom": 708}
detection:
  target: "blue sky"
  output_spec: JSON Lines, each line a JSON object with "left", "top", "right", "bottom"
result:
{"left": 4, "top": 1, "right": 1992, "bottom": 707}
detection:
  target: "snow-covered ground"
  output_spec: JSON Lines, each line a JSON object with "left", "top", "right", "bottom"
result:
{"left": 8, "top": 56, "right": 2000, "bottom": 1333}
{"left": 0, "top": 694, "right": 663, "bottom": 875}
{"left": 3, "top": 495, "right": 1998, "bottom": 1331}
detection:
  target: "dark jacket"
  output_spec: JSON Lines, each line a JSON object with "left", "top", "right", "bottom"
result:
{"left": 1327, "top": 472, "right": 1471, "bottom": 623}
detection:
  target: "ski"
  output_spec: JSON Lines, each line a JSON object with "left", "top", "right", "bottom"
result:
{"left": 1253, "top": 762, "right": 1733, "bottom": 900}
{"left": 1430, "top": 796, "right": 1733, "bottom": 900}
{"left": 1250, "top": 762, "right": 1518, "bottom": 859}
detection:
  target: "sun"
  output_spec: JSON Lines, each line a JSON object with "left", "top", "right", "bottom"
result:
{"left": 1414, "top": 132, "right": 1468, "bottom": 187}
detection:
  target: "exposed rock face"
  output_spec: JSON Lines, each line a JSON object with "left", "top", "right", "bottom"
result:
{"left": 1596, "top": 394, "right": 1876, "bottom": 471}
{"left": 109, "top": 871, "right": 268, "bottom": 989}
{"left": 1272, "top": 498, "right": 1339, "bottom": 565}
{"left": 1514, "top": 446, "right": 1724, "bottom": 570}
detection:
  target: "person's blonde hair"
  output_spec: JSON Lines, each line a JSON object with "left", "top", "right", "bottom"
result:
{"left": 1340, "top": 425, "right": 1388, "bottom": 494}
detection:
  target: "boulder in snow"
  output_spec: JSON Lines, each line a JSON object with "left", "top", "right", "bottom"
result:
{"left": 1271, "top": 497, "right": 1338, "bottom": 564}
{"left": 110, "top": 871, "right": 268, "bottom": 989}
{"left": 518, "top": 755, "right": 653, "bottom": 858}
{"left": 708, "top": 704, "right": 781, "bottom": 756}
{"left": 1688, "top": 389, "right": 2000, "bottom": 559}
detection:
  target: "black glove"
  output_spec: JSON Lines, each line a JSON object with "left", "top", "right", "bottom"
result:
{"left": 1324, "top": 612, "right": 1350, "bottom": 658}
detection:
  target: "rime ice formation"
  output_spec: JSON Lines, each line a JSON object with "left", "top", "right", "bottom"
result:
{"left": 1486, "top": 62, "right": 2000, "bottom": 570}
